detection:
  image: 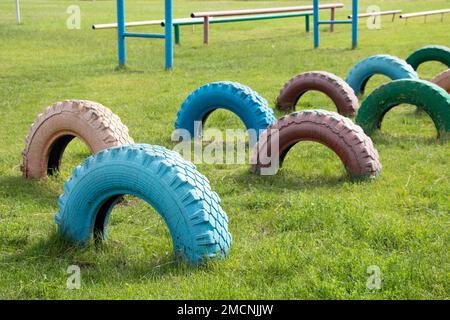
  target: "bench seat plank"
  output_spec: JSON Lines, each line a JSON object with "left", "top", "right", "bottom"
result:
{"left": 191, "top": 3, "right": 343, "bottom": 18}
{"left": 348, "top": 10, "right": 402, "bottom": 19}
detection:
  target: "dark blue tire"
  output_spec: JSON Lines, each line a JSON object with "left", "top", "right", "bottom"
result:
{"left": 346, "top": 55, "right": 418, "bottom": 96}
{"left": 174, "top": 81, "right": 276, "bottom": 146}
{"left": 55, "top": 144, "right": 232, "bottom": 264}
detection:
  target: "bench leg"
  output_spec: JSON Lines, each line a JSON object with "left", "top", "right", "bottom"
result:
{"left": 203, "top": 16, "right": 209, "bottom": 44}
{"left": 392, "top": 13, "right": 396, "bottom": 22}
{"left": 174, "top": 25, "right": 180, "bottom": 45}
{"left": 305, "top": 15, "right": 310, "bottom": 32}
{"left": 330, "top": 8, "right": 336, "bottom": 32}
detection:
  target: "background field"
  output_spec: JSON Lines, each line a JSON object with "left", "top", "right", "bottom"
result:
{"left": 0, "top": 0, "right": 449, "bottom": 299}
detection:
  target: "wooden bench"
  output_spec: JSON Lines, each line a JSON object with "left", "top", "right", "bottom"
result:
{"left": 191, "top": 3, "right": 344, "bottom": 44}
{"left": 400, "top": 9, "right": 450, "bottom": 22}
{"left": 348, "top": 10, "right": 402, "bottom": 22}
{"left": 161, "top": 12, "right": 314, "bottom": 45}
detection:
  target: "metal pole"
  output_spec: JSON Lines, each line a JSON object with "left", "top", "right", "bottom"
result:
{"left": 15, "top": 0, "right": 21, "bottom": 24}
{"left": 117, "top": 0, "right": 126, "bottom": 66}
{"left": 313, "top": 0, "right": 319, "bottom": 48}
{"left": 352, "top": 0, "right": 358, "bottom": 49}
{"left": 165, "top": 0, "right": 173, "bottom": 69}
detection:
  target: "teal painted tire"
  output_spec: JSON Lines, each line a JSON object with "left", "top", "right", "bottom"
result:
{"left": 55, "top": 144, "right": 232, "bottom": 264}
{"left": 346, "top": 55, "right": 418, "bottom": 96}
{"left": 356, "top": 79, "right": 450, "bottom": 140}
{"left": 175, "top": 81, "right": 276, "bottom": 146}
{"left": 406, "top": 45, "right": 450, "bottom": 71}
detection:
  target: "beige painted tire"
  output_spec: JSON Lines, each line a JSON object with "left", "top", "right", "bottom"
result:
{"left": 21, "top": 100, "right": 134, "bottom": 179}
{"left": 431, "top": 69, "right": 450, "bottom": 93}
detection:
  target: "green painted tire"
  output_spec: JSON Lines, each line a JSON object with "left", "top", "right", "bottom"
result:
{"left": 356, "top": 79, "right": 450, "bottom": 140}
{"left": 406, "top": 45, "right": 450, "bottom": 71}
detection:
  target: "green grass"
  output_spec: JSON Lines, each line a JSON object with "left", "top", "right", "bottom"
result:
{"left": 0, "top": 0, "right": 449, "bottom": 299}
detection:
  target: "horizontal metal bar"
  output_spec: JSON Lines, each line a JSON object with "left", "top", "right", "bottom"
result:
{"left": 161, "top": 12, "right": 313, "bottom": 26}
{"left": 124, "top": 32, "right": 165, "bottom": 39}
{"left": 93, "top": 20, "right": 163, "bottom": 30}
{"left": 318, "top": 20, "right": 353, "bottom": 25}
{"left": 191, "top": 3, "right": 344, "bottom": 18}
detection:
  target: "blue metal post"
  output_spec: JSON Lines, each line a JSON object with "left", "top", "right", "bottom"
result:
{"left": 313, "top": 0, "right": 319, "bottom": 48}
{"left": 352, "top": 0, "right": 358, "bottom": 49}
{"left": 164, "top": 0, "right": 173, "bottom": 70}
{"left": 117, "top": 0, "right": 126, "bottom": 66}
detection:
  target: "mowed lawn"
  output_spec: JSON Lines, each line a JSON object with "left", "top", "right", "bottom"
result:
{"left": 0, "top": 0, "right": 449, "bottom": 299}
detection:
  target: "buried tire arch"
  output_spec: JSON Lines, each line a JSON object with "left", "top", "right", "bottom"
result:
{"left": 355, "top": 79, "right": 450, "bottom": 140}
{"left": 406, "top": 45, "right": 450, "bottom": 71}
{"left": 431, "top": 69, "right": 450, "bottom": 93}
{"left": 346, "top": 55, "right": 418, "bottom": 96}
{"left": 174, "top": 81, "right": 276, "bottom": 147}
{"left": 21, "top": 100, "right": 134, "bottom": 179}
{"left": 276, "top": 71, "right": 360, "bottom": 116}
{"left": 251, "top": 109, "right": 382, "bottom": 180}
{"left": 55, "top": 144, "right": 232, "bottom": 265}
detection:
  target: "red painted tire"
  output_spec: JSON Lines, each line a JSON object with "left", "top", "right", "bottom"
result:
{"left": 431, "top": 69, "right": 450, "bottom": 93}
{"left": 276, "top": 71, "right": 359, "bottom": 116}
{"left": 251, "top": 110, "right": 381, "bottom": 180}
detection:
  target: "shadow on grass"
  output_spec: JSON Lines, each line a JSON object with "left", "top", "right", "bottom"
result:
{"left": 300, "top": 47, "right": 355, "bottom": 54}
{"left": 370, "top": 131, "right": 439, "bottom": 146}
{"left": 4, "top": 232, "right": 216, "bottom": 282}
{"left": 113, "top": 65, "right": 145, "bottom": 74}
{"left": 0, "top": 175, "right": 60, "bottom": 206}
{"left": 230, "top": 168, "right": 348, "bottom": 191}
{"left": 153, "top": 141, "right": 359, "bottom": 191}
{"left": 369, "top": 106, "right": 442, "bottom": 146}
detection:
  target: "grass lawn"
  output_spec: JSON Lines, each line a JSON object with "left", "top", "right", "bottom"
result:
{"left": 0, "top": 0, "right": 449, "bottom": 299}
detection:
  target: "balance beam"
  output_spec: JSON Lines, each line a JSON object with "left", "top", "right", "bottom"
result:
{"left": 191, "top": 3, "right": 343, "bottom": 17}
{"left": 161, "top": 12, "right": 313, "bottom": 44}
{"left": 191, "top": 3, "right": 344, "bottom": 44}
{"left": 400, "top": 9, "right": 450, "bottom": 22}
{"left": 348, "top": 10, "right": 402, "bottom": 22}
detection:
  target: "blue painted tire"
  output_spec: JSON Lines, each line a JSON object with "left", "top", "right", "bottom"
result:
{"left": 55, "top": 144, "right": 232, "bottom": 264}
{"left": 346, "top": 55, "right": 418, "bottom": 96}
{"left": 174, "top": 81, "right": 276, "bottom": 146}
